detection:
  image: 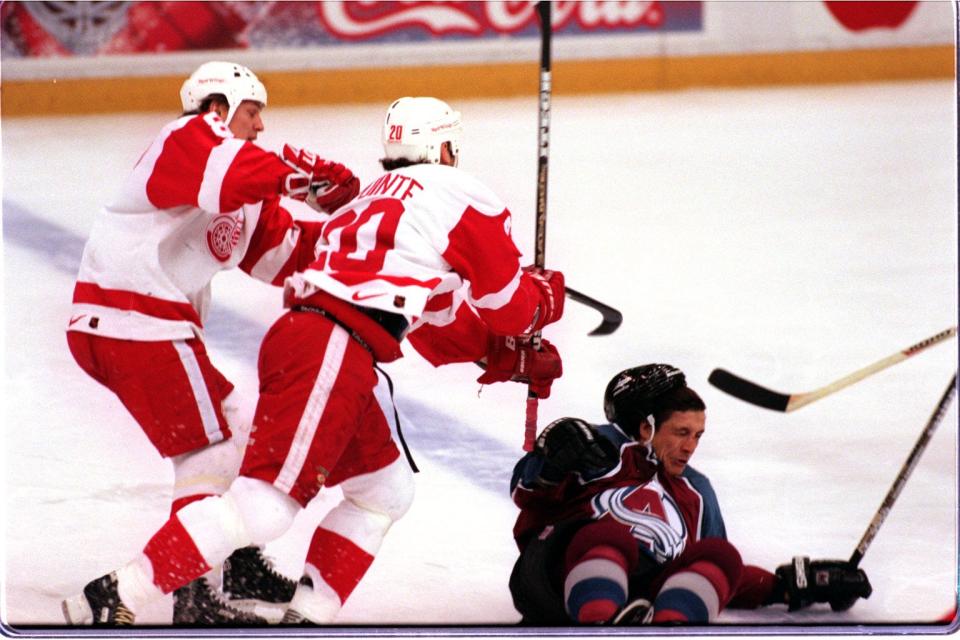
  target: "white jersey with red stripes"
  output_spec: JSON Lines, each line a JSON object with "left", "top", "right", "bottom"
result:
{"left": 287, "top": 162, "right": 541, "bottom": 356}
{"left": 69, "top": 111, "right": 321, "bottom": 342}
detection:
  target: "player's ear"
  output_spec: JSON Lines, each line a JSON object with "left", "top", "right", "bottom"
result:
{"left": 639, "top": 419, "right": 654, "bottom": 444}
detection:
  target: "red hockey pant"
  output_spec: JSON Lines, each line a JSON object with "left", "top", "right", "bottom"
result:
{"left": 66, "top": 331, "right": 233, "bottom": 457}
{"left": 240, "top": 310, "right": 401, "bottom": 506}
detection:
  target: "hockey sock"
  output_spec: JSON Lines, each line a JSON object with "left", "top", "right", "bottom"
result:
{"left": 170, "top": 493, "right": 212, "bottom": 516}
{"left": 114, "top": 557, "right": 165, "bottom": 615}
{"left": 141, "top": 492, "right": 251, "bottom": 595}
{"left": 304, "top": 527, "right": 375, "bottom": 606}
{"left": 142, "top": 515, "right": 213, "bottom": 594}
{"left": 564, "top": 544, "right": 630, "bottom": 622}
{"left": 652, "top": 560, "right": 732, "bottom": 623}
{"left": 563, "top": 521, "right": 639, "bottom": 623}
{"left": 171, "top": 438, "right": 243, "bottom": 516}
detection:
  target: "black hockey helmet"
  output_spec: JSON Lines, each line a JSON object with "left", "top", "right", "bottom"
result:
{"left": 603, "top": 363, "right": 686, "bottom": 431}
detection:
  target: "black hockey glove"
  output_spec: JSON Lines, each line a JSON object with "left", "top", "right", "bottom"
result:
{"left": 535, "top": 418, "right": 620, "bottom": 483}
{"left": 774, "top": 556, "right": 872, "bottom": 612}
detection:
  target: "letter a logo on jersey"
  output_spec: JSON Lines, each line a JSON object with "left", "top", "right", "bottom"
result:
{"left": 591, "top": 482, "right": 688, "bottom": 564}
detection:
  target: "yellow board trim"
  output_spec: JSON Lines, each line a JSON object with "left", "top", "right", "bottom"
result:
{"left": 2, "top": 45, "right": 953, "bottom": 118}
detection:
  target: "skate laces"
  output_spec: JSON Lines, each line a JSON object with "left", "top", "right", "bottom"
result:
{"left": 114, "top": 605, "right": 136, "bottom": 625}
{"left": 199, "top": 578, "right": 264, "bottom": 622}
{"left": 253, "top": 548, "right": 287, "bottom": 582}
{"left": 280, "top": 608, "right": 307, "bottom": 624}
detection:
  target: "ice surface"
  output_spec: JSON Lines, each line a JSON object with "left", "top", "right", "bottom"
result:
{"left": 2, "top": 80, "right": 957, "bottom": 632}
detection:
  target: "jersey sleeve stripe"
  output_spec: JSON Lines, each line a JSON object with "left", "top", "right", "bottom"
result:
{"left": 466, "top": 268, "right": 522, "bottom": 310}
{"left": 246, "top": 234, "right": 299, "bottom": 284}
{"left": 198, "top": 138, "right": 245, "bottom": 213}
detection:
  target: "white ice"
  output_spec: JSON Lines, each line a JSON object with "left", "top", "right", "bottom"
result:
{"left": 2, "top": 79, "right": 957, "bottom": 633}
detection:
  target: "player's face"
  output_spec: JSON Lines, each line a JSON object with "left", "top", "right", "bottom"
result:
{"left": 227, "top": 100, "right": 265, "bottom": 141}
{"left": 440, "top": 141, "right": 458, "bottom": 167}
{"left": 651, "top": 410, "right": 705, "bottom": 477}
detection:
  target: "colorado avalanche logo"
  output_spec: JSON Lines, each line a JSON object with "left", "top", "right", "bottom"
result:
{"left": 206, "top": 214, "right": 242, "bottom": 262}
{"left": 591, "top": 482, "right": 687, "bottom": 564}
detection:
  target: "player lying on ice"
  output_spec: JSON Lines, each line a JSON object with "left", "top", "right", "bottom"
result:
{"left": 62, "top": 95, "right": 565, "bottom": 626}
{"left": 508, "top": 364, "right": 873, "bottom": 625}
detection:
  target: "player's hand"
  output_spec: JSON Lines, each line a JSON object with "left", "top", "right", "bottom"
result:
{"left": 535, "top": 417, "right": 619, "bottom": 481}
{"left": 477, "top": 336, "right": 561, "bottom": 399}
{"left": 774, "top": 557, "right": 872, "bottom": 611}
{"left": 281, "top": 144, "right": 360, "bottom": 213}
{"left": 523, "top": 266, "right": 565, "bottom": 331}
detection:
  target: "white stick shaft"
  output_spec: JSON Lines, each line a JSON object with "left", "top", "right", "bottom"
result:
{"left": 786, "top": 326, "right": 957, "bottom": 411}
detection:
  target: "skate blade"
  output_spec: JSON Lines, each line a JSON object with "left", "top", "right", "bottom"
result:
{"left": 613, "top": 598, "right": 654, "bottom": 625}
{"left": 228, "top": 599, "right": 286, "bottom": 624}
{"left": 62, "top": 593, "right": 93, "bottom": 625}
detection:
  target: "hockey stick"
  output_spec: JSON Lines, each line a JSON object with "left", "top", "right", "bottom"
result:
{"left": 525, "top": 0, "right": 552, "bottom": 452}
{"left": 567, "top": 286, "right": 623, "bottom": 336}
{"left": 708, "top": 326, "right": 957, "bottom": 412}
{"left": 848, "top": 371, "right": 956, "bottom": 568}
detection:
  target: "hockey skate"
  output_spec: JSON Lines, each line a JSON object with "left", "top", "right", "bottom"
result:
{"left": 221, "top": 545, "right": 296, "bottom": 622}
{"left": 612, "top": 598, "right": 654, "bottom": 625}
{"left": 62, "top": 572, "right": 135, "bottom": 626}
{"left": 279, "top": 608, "right": 312, "bottom": 625}
{"left": 277, "top": 575, "right": 322, "bottom": 626}
{"left": 173, "top": 576, "right": 268, "bottom": 626}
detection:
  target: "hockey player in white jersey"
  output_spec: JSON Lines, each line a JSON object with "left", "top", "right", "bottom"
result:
{"left": 63, "top": 96, "right": 565, "bottom": 626}
{"left": 64, "top": 61, "right": 360, "bottom": 625}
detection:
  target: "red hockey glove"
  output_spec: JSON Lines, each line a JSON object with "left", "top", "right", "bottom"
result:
{"left": 281, "top": 144, "right": 360, "bottom": 213}
{"left": 477, "top": 336, "right": 562, "bottom": 399}
{"left": 523, "top": 266, "right": 565, "bottom": 332}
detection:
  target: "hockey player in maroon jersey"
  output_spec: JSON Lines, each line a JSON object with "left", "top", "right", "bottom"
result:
{"left": 64, "top": 60, "right": 360, "bottom": 625}
{"left": 509, "top": 364, "right": 873, "bottom": 625}
{"left": 62, "top": 96, "right": 565, "bottom": 626}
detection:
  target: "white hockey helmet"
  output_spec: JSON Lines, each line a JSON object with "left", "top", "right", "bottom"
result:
{"left": 180, "top": 61, "right": 267, "bottom": 125}
{"left": 382, "top": 97, "right": 463, "bottom": 166}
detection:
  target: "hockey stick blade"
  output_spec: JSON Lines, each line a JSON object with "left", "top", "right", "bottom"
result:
{"left": 566, "top": 287, "right": 623, "bottom": 336}
{"left": 709, "top": 326, "right": 957, "bottom": 412}
{"left": 708, "top": 368, "right": 790, "bottom": 411}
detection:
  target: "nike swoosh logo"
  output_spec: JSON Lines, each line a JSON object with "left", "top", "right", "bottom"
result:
{"left": 68, "top": 314, "right": 87, "bottom": 327}
{"left": 351, "top": 291, "right": 385, "bottom": 302}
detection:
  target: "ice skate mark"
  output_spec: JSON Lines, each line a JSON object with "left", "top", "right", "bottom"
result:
{"left": 41, "top": 483, "right": 171, "bottom": 506}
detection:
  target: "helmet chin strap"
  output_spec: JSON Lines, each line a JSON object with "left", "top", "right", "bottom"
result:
{"left": 629, "top": 417, "right": 656, "bottom": 445}
{"left": 646, "top": 417, "right": 657, "bottom": 446}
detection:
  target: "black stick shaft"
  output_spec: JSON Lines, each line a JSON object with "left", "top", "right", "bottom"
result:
{"left": 848, "top": 372, "right": 957, "bottom": 567}
{"left": 534, "top": 0, "right": 551, "bottom": 270}
{"left": 525, "top": 0, "right": 552, "bottom": 452}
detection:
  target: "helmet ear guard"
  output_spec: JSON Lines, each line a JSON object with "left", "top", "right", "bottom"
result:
{"left": 180, "top": 61, "right": 267, "bottom": 126}
{"left": 603, "top": 364, "right": 686, "bottom": 433}
{"left": 382, "top": 96, "right": 463, "bottom": 166}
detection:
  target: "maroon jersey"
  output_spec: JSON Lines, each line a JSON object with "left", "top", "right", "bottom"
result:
{"left": 512, "top": 432, "right": 707, "bottom": 565}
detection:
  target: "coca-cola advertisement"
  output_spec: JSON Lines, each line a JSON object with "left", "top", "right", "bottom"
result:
{"left": 1, "top": 1, "right": 703, "bottom": 58}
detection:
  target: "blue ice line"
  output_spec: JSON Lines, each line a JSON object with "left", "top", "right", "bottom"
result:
{"left": 3, "top": 199, "right": 521, "bottom": 498}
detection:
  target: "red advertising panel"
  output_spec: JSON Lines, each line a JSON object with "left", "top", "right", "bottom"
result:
{"left": 1, "top": 1, "right": 703, "bottom": 58}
